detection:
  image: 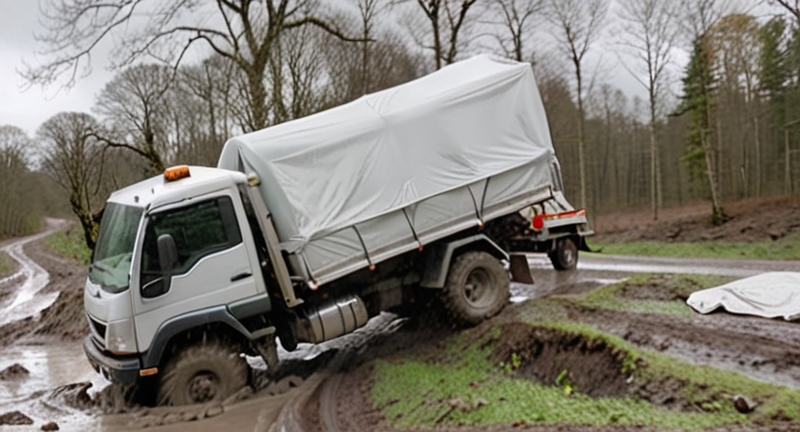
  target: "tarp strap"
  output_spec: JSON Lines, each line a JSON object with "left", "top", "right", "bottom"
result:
{"left": 352, "top": 225, "right": 375, "bottom": 270}
{"left": 480, "top": 178, "right": 491, "bottom": 216}
{"left": 402, "top": 208, "right": 424, "bottom": 250}
{"left": 466, "top": 185, "right": 484, "bottom": 227}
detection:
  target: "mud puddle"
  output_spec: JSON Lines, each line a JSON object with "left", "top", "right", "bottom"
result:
{"left": 509, "top": 254, "right": 626, "bottom": 303}
{"left": 0, "top": 338, "right": 108, "bottom": 431}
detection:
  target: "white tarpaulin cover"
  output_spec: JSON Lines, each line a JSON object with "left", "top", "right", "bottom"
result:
{"left": 219, "top": 55, "right": 560, "bottom": 284}
{"left": 687, "top": 272, "right": 800, "bottom": 321}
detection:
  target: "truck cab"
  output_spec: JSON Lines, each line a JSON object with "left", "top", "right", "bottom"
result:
{"left": 84, "top": 167, "right": 275, "bottom": 403}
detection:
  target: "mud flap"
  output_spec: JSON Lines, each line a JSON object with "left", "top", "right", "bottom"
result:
{"left": 252, "top": 327, "right": 280, "bottom": 372}
{"left": 509, "top": 253, "right": 534, "bottom": 284}
{"left": 578, "top": 236, "right": 594, "bottom": 252}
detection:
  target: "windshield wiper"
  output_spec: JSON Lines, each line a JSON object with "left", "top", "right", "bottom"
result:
{"left": 91, "top": 262, "right": 112, "bottom": 275}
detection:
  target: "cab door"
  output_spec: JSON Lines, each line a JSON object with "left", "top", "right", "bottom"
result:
{"left": 131, "top": 194, "right": 259, "bottom": 352}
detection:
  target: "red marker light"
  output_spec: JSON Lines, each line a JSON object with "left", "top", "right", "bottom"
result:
{"left": 532, "top": 214, "right": 544, "bottom": 230}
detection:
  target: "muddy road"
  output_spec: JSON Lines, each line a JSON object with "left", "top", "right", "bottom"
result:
{"left": 0, "top": 219, "right": 68, "bottom": 327}
{"left": 1, "top": 225, "right": 800, "bottom": 431}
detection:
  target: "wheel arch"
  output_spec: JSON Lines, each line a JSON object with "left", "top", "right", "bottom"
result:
{"left": 420, "top": 234, "right": 508, "bottom": 289}
{"left": 140, "top": 306, "right": 252, "bottom": 370}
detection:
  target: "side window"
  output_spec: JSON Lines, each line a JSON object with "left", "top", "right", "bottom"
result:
{"left": 140, "top": 196, "right": 242, "bottom": 286}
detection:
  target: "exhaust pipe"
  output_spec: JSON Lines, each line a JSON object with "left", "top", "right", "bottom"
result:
{"left": 300, "top": 295, "right": 369, "bottom": 344}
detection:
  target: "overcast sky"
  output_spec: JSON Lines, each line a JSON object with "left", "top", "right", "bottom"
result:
{"left": 0, "top": 1, "right": 113, "bottom": 136}
{"left": 0, "top": 0, "right": 781, "bottom": 138}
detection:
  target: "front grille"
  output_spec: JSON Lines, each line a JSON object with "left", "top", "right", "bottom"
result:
{"left": 87, "top": 314, "right": 107, "bottom": 344}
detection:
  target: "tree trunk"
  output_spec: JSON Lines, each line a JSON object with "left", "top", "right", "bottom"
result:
{"left": 702, "top": 130, "right": 723, "bottom": 225}
{"left": 576, "top": 67, "right": 586, "bottom": 210}
{"left": 649, "top": 120, "right": 657, "bottom": 220}
{"left": 754, "top": 114, "right": 761, "bottom": 197}
{"left": 786, "top": 128, "right": 792, "bottom": 194}
{"left": 249, "top": 67, "right": 270, "bottom": 131}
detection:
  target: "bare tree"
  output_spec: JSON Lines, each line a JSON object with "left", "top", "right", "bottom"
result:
{"left": 355, "top": 0, "right": 387, "bottom": 94}
{"left": 179, "top": 57, "right": 242, "bottom": 165}
{"left": 489, "top": 0, "right": 546, "bottom": 62}
{"left": 38, "top": 112, "right": 106, "bottom": 248}
{"left": 617, "top": 0, "right": 680, "bottom": 220}
{"left": 706, "top": 14, "right": 761, "bottom": 198}
{"left": 772, "top": 0, "right": 800, "bottom": 23}
{"left": 24, "top": 0, "right": 362, "bottom": 131}
{"left": 322, "top": 24, "right": 424, "bottom": 106}
{"left": 283, "top": 25, "right": 328, "bottom": 120}
{"left": 93, "top": 64, "right": 174, "bottom": 174}
{"left": 0, "top": 126, "right": 40, "bottom": 238}
{"left": 399, "top": 0, "right": 479, "bottom": 69}
{"left": 680, "top": 0, "right": 726, "bottom": 41}
{"left": 547, "top": 0, "right": 609, "bottom": 210}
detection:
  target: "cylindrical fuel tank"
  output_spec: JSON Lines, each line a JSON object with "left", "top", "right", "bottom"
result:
{"left": 304, "top": 295, "right": 369, "bottom": 344}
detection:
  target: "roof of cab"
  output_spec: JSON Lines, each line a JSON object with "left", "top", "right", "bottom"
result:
{"left": 107, "top": 166, "right": 248, "bottom": 210}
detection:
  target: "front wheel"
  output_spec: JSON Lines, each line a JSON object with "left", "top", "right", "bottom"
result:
{"left": 157, "top": 338, "right": 249, "bottom": 406}
{"left": 442, "top": 251, "right": 510, "bottom": 327}
{"left": 548, "top": 237, "right": 578, "bottom": 271}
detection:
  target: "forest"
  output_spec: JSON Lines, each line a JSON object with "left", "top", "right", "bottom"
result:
{"left": 2, "top": 0, "right": 800, "bottom": 246}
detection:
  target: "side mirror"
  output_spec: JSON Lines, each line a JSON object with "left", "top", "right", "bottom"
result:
{"left": 142, "top": 234, "right": 178, "bottom": 299}
{"left": 157, "top": 234, "right": 179, "bottom": 272}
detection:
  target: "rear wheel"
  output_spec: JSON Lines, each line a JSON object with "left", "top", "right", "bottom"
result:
{"left": 549, "top": 237, "right": 578, "bottom": 271}
{"left": 157, "top": 338, "right": 248, "bottom": 406}
{"left": 442, "top": 251, "right": 509, "bottom": 326}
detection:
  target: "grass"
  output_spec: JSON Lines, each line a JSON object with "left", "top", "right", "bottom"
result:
{"left": 572, "top": 274, "right": 732, "bottom": 319}
{"left": 371, "top": 319, "right": 800, "bottom": 430}
{"left": 371, "top": 323, "right": 754, "bottom": 430}
{"left": 589, "top": 233, "right": 800, "bottom": 260}
{"left": 45, "top": 229, "right": 92, "bottom": 265}
{"left": 371, "top": 274, "right": 800, "bottom": 430}
{"left": 0, "top": 252, "right": 16, "bottom": 279}
{"left": 373, "top": 361, "right": 745, "bottom": 429}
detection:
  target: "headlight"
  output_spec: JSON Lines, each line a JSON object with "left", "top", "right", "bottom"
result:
{"left": 105, "top": 319, "right": 137, "bottom": 355}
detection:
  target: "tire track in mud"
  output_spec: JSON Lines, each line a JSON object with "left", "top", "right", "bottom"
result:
{"left": 318, "top": 373, "right": 346, "bottom": 432}
{"left": 270, "top": 314, "right": 412, "bottom": 432}
{"left": 0, "top": 219, "right": 68, "bottom": 327}
{"left": 568, "top": 305, "right": 800, "bottom": 389}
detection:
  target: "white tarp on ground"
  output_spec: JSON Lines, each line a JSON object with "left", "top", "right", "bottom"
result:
{"left": 687, "top": 272, "right": 800, "bottom": 321}
{"left": 219, "top": 55, "right": 560, "bottom": 285}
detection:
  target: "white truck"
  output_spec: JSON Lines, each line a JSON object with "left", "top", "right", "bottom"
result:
{"left": 82, "top": 55, "right": 591, "bottom": 406}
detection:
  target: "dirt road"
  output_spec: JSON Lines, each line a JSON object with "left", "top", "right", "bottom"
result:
{"left": 0, "top": 219, "right": 67, "bottom": 327}
{"left": 578, "top": 254, "right": 800, "bottom": 277}
{"left": 2, "top": 226, "right": 800, "bottom": 431}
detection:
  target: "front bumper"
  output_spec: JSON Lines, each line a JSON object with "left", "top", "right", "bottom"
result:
{"left": 82, "top": 336, "right": 141, "bottom": 383}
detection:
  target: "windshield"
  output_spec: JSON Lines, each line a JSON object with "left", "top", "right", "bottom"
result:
{"left": 91, "top": 203, "right": 143, "bottom": 293}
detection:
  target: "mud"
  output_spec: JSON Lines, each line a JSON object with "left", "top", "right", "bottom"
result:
{"left": 0, "top": 410, "right": 34, "bottom": 425}
{"left": 0, "top": 237, "right": 87, "bottom": 348}
{"left": 489, "top": 323, "right": 632, "bottom": 398}
{"left": 616, "top": 275, "right": 694, "bottom": 302}
{"left": 568, "top": 304, "right": 800, "bottom": 390}
{"left": 0, "top": 363, "right": 29, "bottom": 380}
{"left": 594, "top": 195, "right": 800, "bottom": 244}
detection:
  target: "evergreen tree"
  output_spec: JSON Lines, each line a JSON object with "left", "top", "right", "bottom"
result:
{"left": 760, "top": 17, "right": 788, "bottom": 125}
{"left": 675, "top": 36, "right": 724, "bottom": 224}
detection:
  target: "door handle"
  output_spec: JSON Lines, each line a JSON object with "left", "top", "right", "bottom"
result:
{"left": 231, "top": 272, "right": 252, "bottom": 282}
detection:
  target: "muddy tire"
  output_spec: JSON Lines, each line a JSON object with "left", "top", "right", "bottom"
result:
{"left": 157, "top": 339, "right": 248, "bottom": 406}
{"left": 549, "top": 237, "right": 578, "bottom": 271}
{"left": 442, "top": 251, "right": 509, "bottom": 326}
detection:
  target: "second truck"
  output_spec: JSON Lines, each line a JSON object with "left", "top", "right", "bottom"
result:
{"left": 82, "top": 55, "right": 592, "bottom": 405}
